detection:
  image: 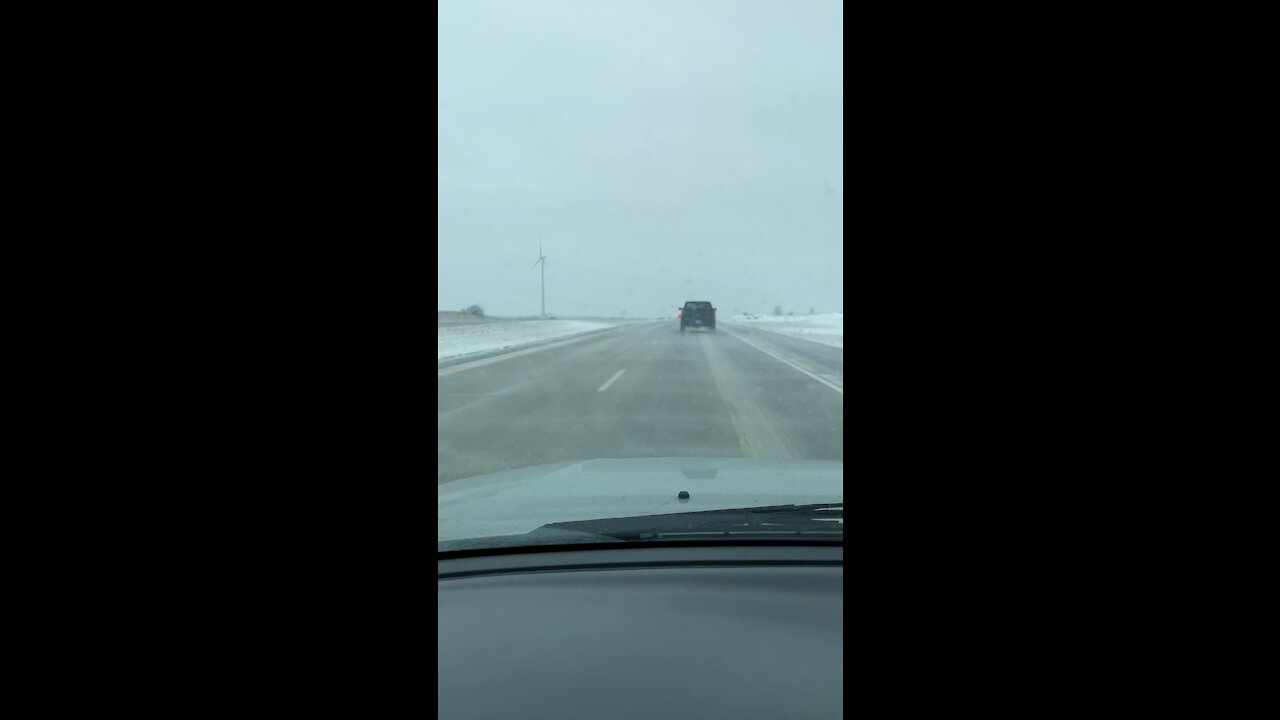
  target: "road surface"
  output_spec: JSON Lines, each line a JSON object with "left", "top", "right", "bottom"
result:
{"left": 438, "top": 320, "right": 843, "bottom": 485}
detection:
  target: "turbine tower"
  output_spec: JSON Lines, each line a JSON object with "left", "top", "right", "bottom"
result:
{"left": 533, "top": 242, "right": 548, "bottom": 317}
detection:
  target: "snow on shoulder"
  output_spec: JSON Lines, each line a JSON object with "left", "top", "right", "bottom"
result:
{"left": 438, "top": 317, "right": 617, "bottom": 361}
{"left": 726, "top": 312, "right": 843, "bottom": 349}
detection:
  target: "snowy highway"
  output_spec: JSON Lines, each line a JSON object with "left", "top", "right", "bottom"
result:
{"left": 437, "top": 318, "right": 844, "bottom": 485}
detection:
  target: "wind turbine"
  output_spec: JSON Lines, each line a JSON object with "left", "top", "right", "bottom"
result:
{"left": 532, "top": 242, "right": 548, "bottom": 317}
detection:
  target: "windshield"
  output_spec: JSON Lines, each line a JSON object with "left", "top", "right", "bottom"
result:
{"left": 438, "top": 0, "right": 843, "bottom": 551}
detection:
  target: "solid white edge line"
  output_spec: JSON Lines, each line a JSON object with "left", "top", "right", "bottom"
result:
{"left": 723, "top": 319, "right": 843, "bottom": 351}
{"left": 597, "top": 369, "right": 626, "bottom": 392}
{"left": 721, "top": 327, "right": 843, "bottom": 395}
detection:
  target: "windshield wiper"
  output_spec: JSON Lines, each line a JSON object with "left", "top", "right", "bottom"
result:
{"left": 539, "top": 503, "right": 842, "bottom": 541}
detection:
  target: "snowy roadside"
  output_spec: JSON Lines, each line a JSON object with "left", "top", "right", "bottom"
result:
{"left": 723, "top": 312, "right": 843, "bottom": 349}
{"left": 438, "top": 319, "right": 619, "bottom": 361}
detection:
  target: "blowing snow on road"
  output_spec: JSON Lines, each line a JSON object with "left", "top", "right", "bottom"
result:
{"left": 438, "top": 320, "right": 842, "bottom": 484}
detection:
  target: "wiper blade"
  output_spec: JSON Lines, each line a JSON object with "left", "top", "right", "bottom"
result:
{"left": 621, "top": 529, "right": 842, "bottom": 541}
{"left": 737, "top": 503, "right": 842, "bottom": 516}
{"left": 540, "top": 503, "right": 843, "bottom": 540}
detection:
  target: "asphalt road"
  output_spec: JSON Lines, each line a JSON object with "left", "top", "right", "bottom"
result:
{"left": 438, "top": 320, "right": 843, "bottom": 485}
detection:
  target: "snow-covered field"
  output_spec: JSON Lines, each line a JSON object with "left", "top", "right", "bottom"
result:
{"left": 438, "top": 319, "right": 617, "bottom": 361}
{"left": 725, "top": 312, "right": 843, "bottom": 349}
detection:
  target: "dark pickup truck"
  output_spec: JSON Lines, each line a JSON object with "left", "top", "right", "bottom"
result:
{"left": 679, "top": 301, "right": 716, "bottom": 332}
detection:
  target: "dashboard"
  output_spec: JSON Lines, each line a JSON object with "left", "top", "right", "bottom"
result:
{"left": 439, "top": 543, "right": 843, "bottom": 719}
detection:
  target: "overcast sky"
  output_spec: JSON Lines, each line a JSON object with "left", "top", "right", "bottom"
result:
{"left": 439, "top": 0, "right": 843, "bottom": 318}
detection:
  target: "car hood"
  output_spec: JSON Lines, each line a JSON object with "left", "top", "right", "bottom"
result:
{"left": 438, "top": 457, "right": 843, "bottom": 544}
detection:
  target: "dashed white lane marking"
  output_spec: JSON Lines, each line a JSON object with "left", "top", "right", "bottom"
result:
{"left": 721, "top": 328, "right": 843, "bottom": 395}
{"left": 597, "top": 369, "right": 626, "bottom": 392}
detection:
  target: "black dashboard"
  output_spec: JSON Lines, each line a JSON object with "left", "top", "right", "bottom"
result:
{"left": 439, "top": 543, "right": 843, "bottom": 719}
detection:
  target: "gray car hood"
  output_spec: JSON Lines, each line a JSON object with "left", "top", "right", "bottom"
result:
{"left": 438, "top": 457, "right": 843, "bottom": 544}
